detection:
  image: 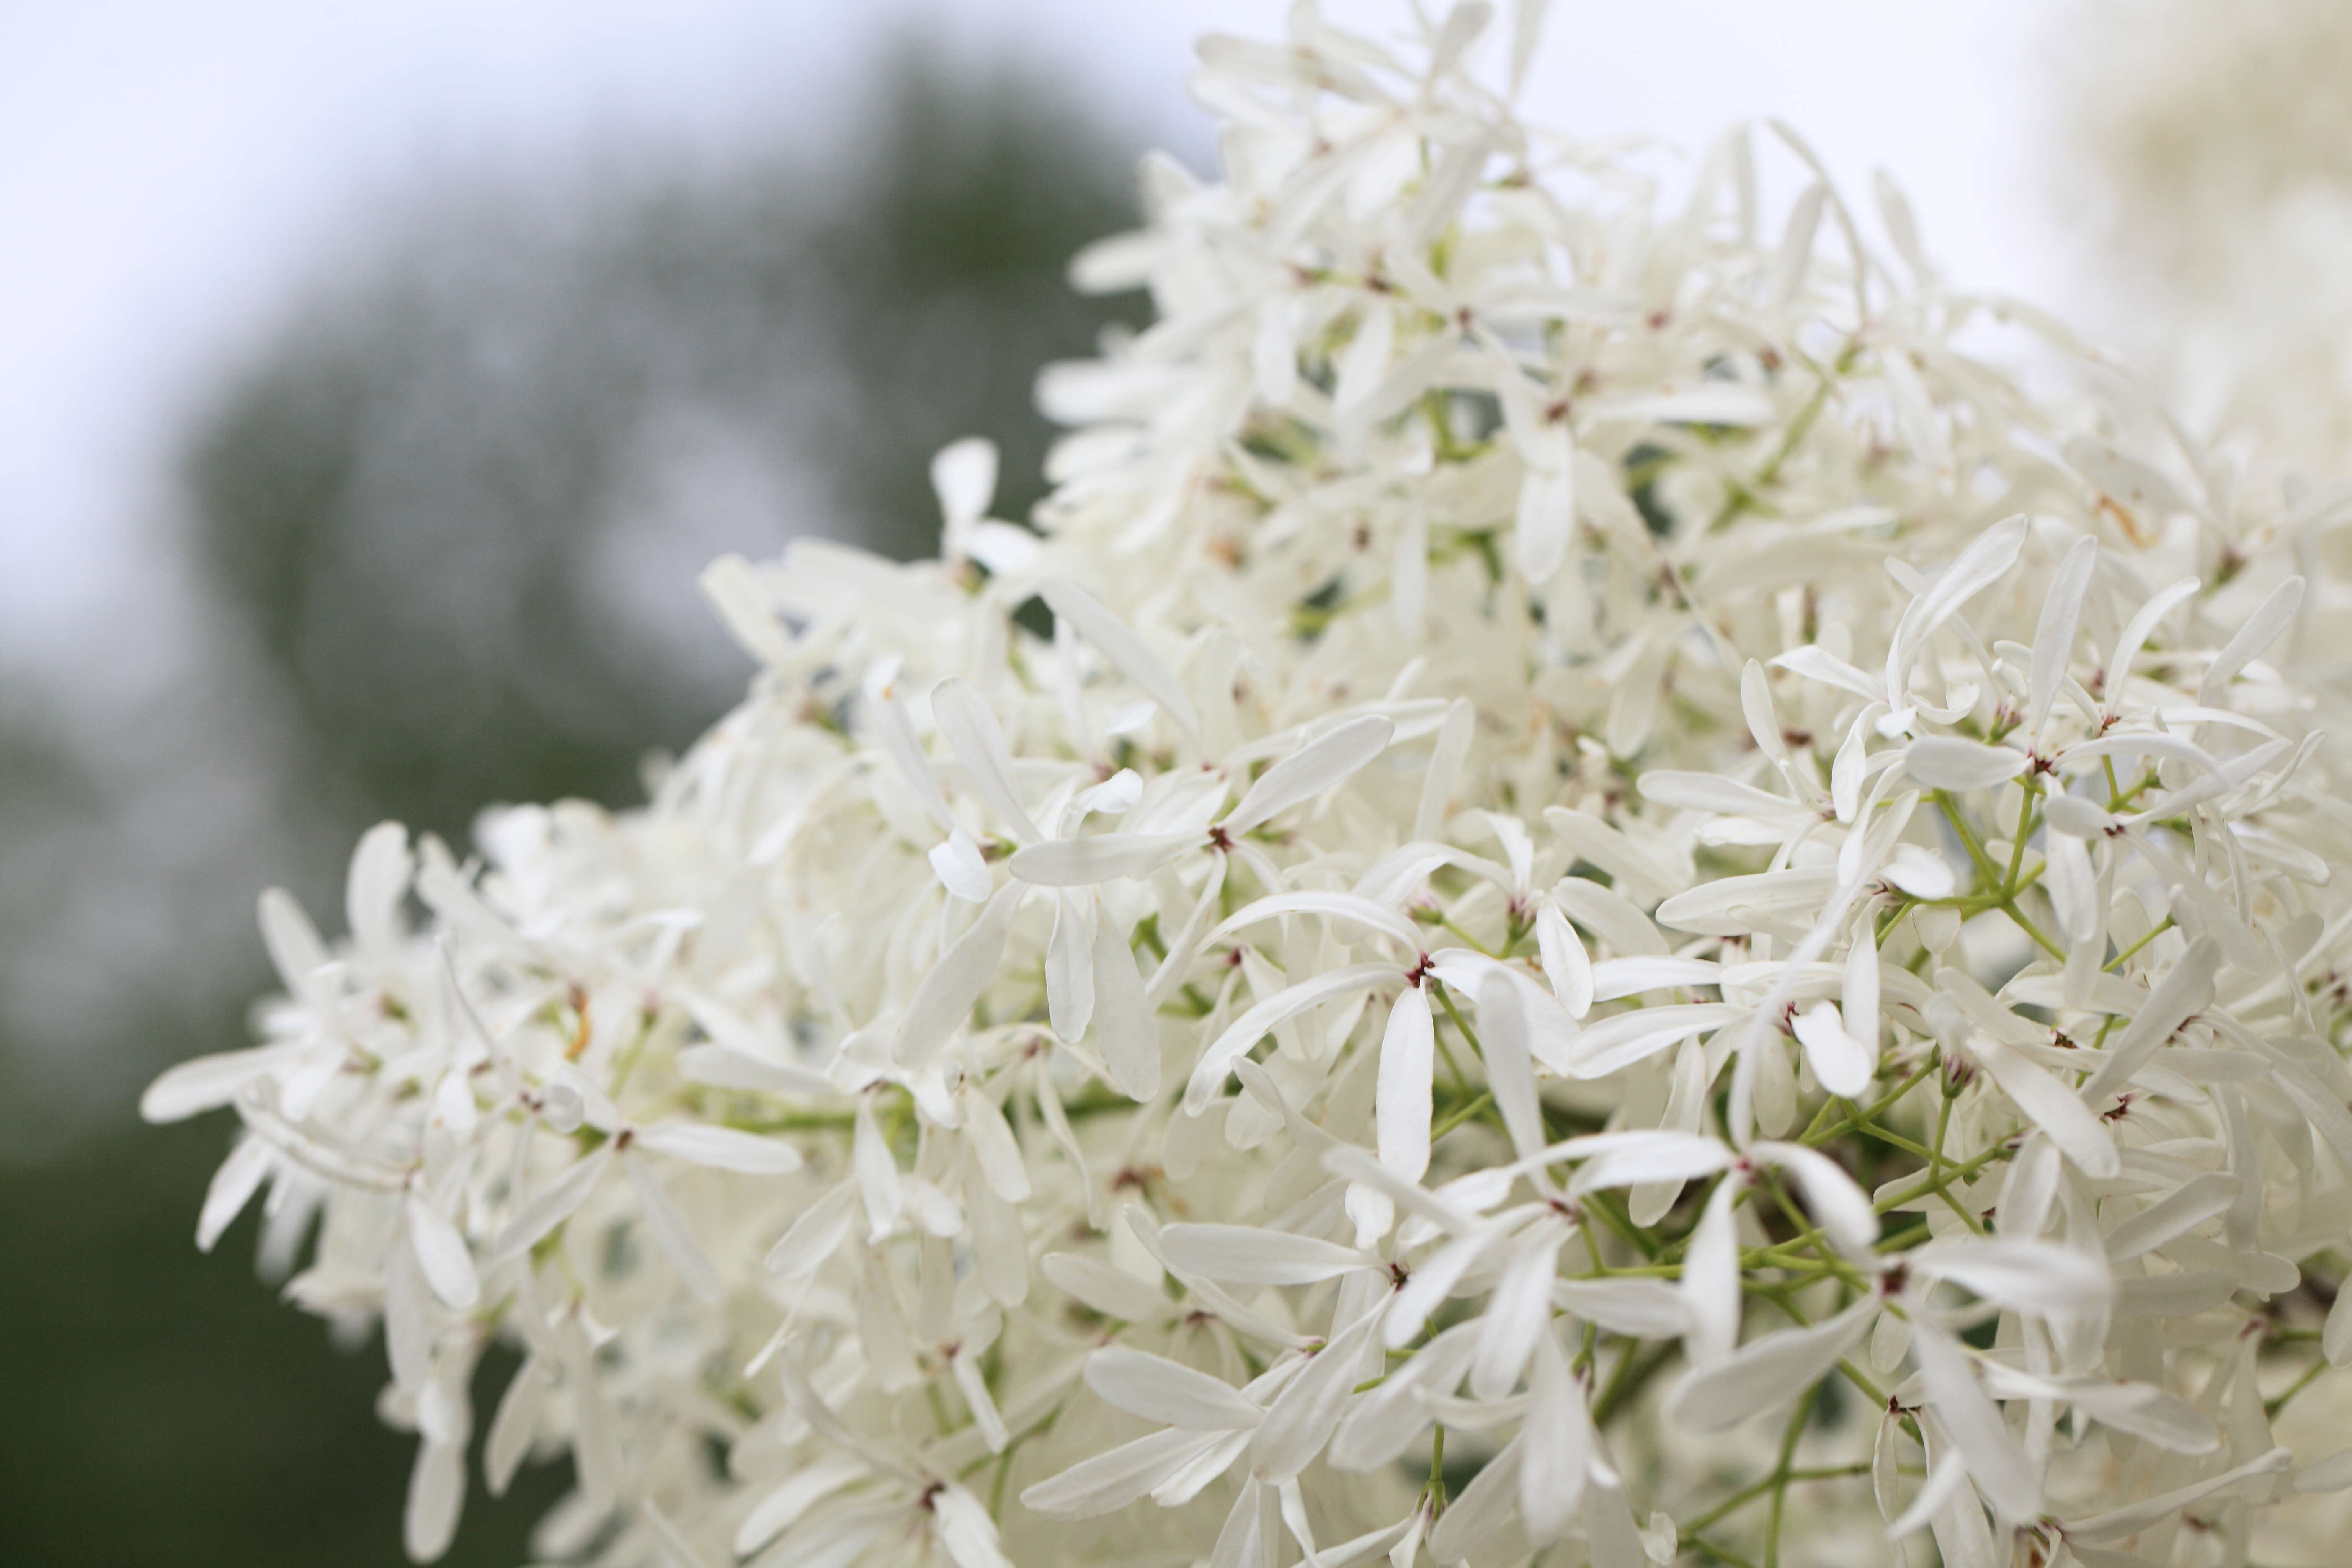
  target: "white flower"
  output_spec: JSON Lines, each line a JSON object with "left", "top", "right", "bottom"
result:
{"left": 141, "top": 4, "right": 2352, "bottom": 1565}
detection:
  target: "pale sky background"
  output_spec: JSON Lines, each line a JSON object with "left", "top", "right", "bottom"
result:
{"left": 0, "top": 0, "right": 2067, "bottom": 696}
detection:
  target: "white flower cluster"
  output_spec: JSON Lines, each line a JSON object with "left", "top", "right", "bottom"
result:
{"left": 145, "top": 5, "right": 2352, "bottom": 1566}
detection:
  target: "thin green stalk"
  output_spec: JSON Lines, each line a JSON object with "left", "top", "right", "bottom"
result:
{"left": 2267, "top": 1357, "right": 2330, "bottom": 1419}
{"left": 1763, "top": 1382, "right": 1822, "bottom": 1568}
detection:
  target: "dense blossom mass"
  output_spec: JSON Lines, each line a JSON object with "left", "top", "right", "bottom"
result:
{"left": 145, "top": 5, "right": 2352, "bottom": 1565}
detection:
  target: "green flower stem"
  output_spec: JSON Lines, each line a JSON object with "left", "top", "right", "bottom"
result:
{"left": 1679, "top": 1462, "right": 1873, "bottom": 1536}
{"left": 1763, "top": 1382, "right": 1824, "bottom": 1568}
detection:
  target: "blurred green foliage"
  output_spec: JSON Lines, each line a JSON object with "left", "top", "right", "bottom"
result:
{"left": 186, "top": 43, "right": 1140, "bottom": 850}
{"left": 0, "top": 1119, "right": 567, "bottom": 1565}
{"left": 0, "top": 42, "right": 1141, "bottom": 1566}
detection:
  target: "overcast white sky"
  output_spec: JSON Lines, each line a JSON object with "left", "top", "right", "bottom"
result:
{"left": 0, "top": 0, "right": 2069, "bottom": 686}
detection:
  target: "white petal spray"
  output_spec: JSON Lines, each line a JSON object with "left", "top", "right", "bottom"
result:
{"left": 138, "top": 6, "right": 2352, "bottom": 1565}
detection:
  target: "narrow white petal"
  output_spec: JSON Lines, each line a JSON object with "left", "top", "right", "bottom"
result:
{"left": 1021, "top": 1426, "right": 1221, "bottom": 1520}
{"left": 1910, "top": 1241, "right": 2117, "bottom": 1316}
{"left": 956, "top": 1086, "right": 1030, "bottom": 1202}
{"left": 1377, "top": 986, "right": 1436, "bottom": 1182}
{"left": 1885, "top": 1449, "right": 1969, "bottom": 1542}
{"left": 929, "top": 677, "right": 1041, "bottom": 843}
{"left": 1415, "top": 699, "right": 1475, "bottom": 843}
{"left": 1665, "top": 1297, "right": 1873, "bottom": 1430}
{"left": 1831, "top": 707, "right": 1878, "bottom": 821}
{"left": 734, "top": 1457, "right": 867, "bottom": 1556}
{"left": 2102, "top": 1171, "right": 2236, "bottom": 1262}
{"left": 1046, "top": 891, "right": 1097, "bottom": 1043}
{"left": 1881, "top": 843, "right": 1956, "bottom": 900}
{"left": 1333, "top": 1323, "right": 1479, "bottom": 1471}
{"left": 1039, "top": 576, "right": 1200, "bottom": 734}
{"left": 1426, "top": 1431, "right": 1523, "bottom": 1566}
{"left": 1638, "top": 771, "right": 1805, "bottom": 817}
{"left": 1590, "top": 385, "right": 1775, "bottom": 424}
{"left": 1681, "top": 1178, "right": 1743, "bottom": 1365}
{"left": 408, "top": 1195, "right": 481, "bottom": 1310}
{"left": 1902, "top": 736, "right": 2026, "bottom": 791}
{"left": 142, "top": 1043, "right": 298, "bottom": 1124}
{"left": 1563, "top": 1004, "right": 1744, "bottom": 1079}
{"left": 1772, "top": 644, "right": 1885, "bottom": 702}
{"left": 485, "top": 1356, "right": 549, "bottom": 1500}
{"left": 1222, "top": 716, "right": 1398, "bottom": 836}
{"left": 964, "top": 520, "right": 1042, "bottom": 577}
{"left": 1211, "top": 891, "right": 1423, "bottom": 952}
{"left": 1769, "top": 179, "right": 1828, "bottom": 305}
{"left": 867, "top": 660, "right": 957, "bottom": 830}
{"left": 1204, "top": 1479, "right": 1268, "bottom": 1568}
{"left": 2025, "top": 535, "right": 2099, "bottom": 743}
{"left": 1792, "top": 1001, "right": 1873, "bottom": 1099}
{"left": 1844, "top": 918, "right": 1880, "bottom": 1059}
{"left": 1565, "top": 1132, "right": 1733, "bottom": 1194}
{"left": 932, "top": 1484, "right": 1015, "bottom": 1568}
{"left": 1009, "top": 831, "right": 1194, "bottom": 887}
{"left": 762, "top": 1182, "right": 858, "bottom": 1281}
{"left": 2297, "top": 1447, "right": 2352, "bottom": 1493}
{"left": 2328, "top": 1274, "right": 2352, "bottom": 1367}
{"left": 623, "top": 1149, "right": 720, "bottom": 1303}
{"left": 1589, "top": 957, "right": 1720, "bottom": 1000}
{"left": 851, "top": 1098, "right": 904, "bottom": 1241}
{"left": 952, "top": 1350, "right": 1011, "bottom": 1454}
{"left": 1551, "top": 1277, "right": 1688, "bottom": 1336}
{"left": 2078, "top": 937, "right": 2221, "bottom": 1103}
{"left": 1471, "top": 1227, "right": 1562, "bottom": 1400}
{"left": 1323, "top": 1144, "right": 1482, "bottom": 1237}
{"left": 930, "top": 437, "right": 997, "bottom": 526}
{"left": 2265, "top": 1059, "right": 2352, "bottom": 1173}
{"left": 1091, "top": 915, "right": 1161, "bottom": 1101}
{"left": 1393, "top": 506, "right": 1429, "bottom": 636}
{"left": 345, "top": 820, "right": 412, "bottom": 953}
{"left": 1544, "top": 807, "right": 1682, "bottom": 908}
{"left": 2065, "top": 1448, "right": 2291, "bottom": 1543}
{"left": 1253, "top": 1307, "right": 1382, "bottom": 1482}
{"left": 1973, "top": 1035, "right": 2119, "bottom": 1179}
{"left": 1087, "top": 1347, "right": 1264, "bottom": 1430}
{"left": 1656, "top": 869, "right": 1838, "bottom": 937}
{"left": 1387, "top": 1228, "right": 1497, "bottom": 1348}
{"left": 897, "top": 885, "right": 1021, "bottom": 1067}
{"left": 1548, "top": 876, "right": 1670, "bottom": 956}
{"left": 1157, "top": 1222, "right": 1373, "bottom": 1286}
{"left": 2103, "top": 577, "right": 2201, "bottom": 720}
{"left": 2062, "top": 1378, "right": 2216, "bottom": 1454}
{"left": 1185, "top": 964, "right": 1395, "bottom": 1113}
{"left": 1518, "top": 1330, "right": 1590, "bottom": 1543}
{"left": 196, "top": 1137, "right": 275, "bottom": 1253}
{"left": 1041, "top": 1251, "right": 1177, "bottom": 1322}
{"left": 1473, "top": 972, "right": 1545, "bottom": 1158}
{"left": 1747, "top": 1142, "right": 1878, "bottom": 1257}
{"left": 491, "top": 1146, "right": 611, "bottom": 1262}
{"left": 2044, "top": 829, "right": 2098, "bottom": 940}
{"left": 929, "top": 830, "right": 994, "bottom": 903}
{"left": 2198, "top": 574, "right": 2303, "bottom": 707}
{"left": 633, "top": 1121, "right": 803, "bottom": 1176}
{"left": 258, "top": 886, "right": 333, "bottom": 1001}
{"left": 676, "top": 992, "right": 829, "bottom": 1088}
{"left": 2042, "top": 791, "right": 2110, "bottom": 838}
{"left": 1911, "top": 1323, "right": 2040, "bottom": 1522}
{"left": 1888, "top": 516, "right": 2027, "bottom": 700}
{"left": 1515, "top": 457, "right": 1575, "bottom": 585}
{"left": 1977, "top": 1365, "right": 2217, "bottom": 1454}
{"left": 404, "top": 1432, "right": 466, "bottom": 1563}
{"left": 1535, "top": 901, "right": 1593, "bottom": 1018}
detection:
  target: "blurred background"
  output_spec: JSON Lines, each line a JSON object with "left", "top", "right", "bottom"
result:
{"left": 2, "top": 0, "right": 2344, "bottom": 1561}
